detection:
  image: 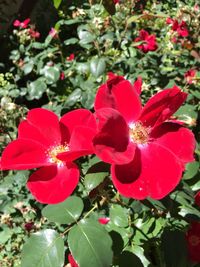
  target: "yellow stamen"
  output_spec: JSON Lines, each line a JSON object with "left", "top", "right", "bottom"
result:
{"left": 129, "top": 122, "right": 150, "bottom": 145}
{"left": 46, "top": 144, "right": 69, "bottom": 166}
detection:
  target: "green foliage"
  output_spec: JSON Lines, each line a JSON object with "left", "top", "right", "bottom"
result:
{"left": 0, "top": 0, "right": 200, "bottom": 266}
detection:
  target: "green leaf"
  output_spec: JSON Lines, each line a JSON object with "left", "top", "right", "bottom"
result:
{"left": 22, "top": 61, "right": 34, "bottom": 75}
{"left": 21, "top": 229, "right": 64, "bottom": 267}
{"left": 77, "top": 25, "right": 95, "bottom": 45}
{"left": 110, "top": 205, "right": 129, "bottom": 228}
{"left": 84, "top": 162, "right": 109, "bottom": 192}
{"left": 64, "top": 38, "right": 78, "bottom": 46}
{"left": 90, "top": 58, "right": 106, "bottom": 78}
{"left": 53, "top": 0, "right": 62, "bottom": 9}
{"left": 40, "top": 66, "right": 60, "bottom": 84}
{"left": 42, "top": 196, "right": 84, "bottom": 224}
{"left": 68, "top": 219, "right": 113, "bottom": 267}
{"left": 65, "top": 88, "right": 82, "bottom": 107}
{"left": 27, "top": 78, "right": 47, "bottom": 100}
{"left": 183, "top": 161, "right": 199, "bottom": 180}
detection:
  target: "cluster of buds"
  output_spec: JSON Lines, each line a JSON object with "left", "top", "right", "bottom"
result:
{"left": 0, "top": 72, "right": 13, "bottom": 88}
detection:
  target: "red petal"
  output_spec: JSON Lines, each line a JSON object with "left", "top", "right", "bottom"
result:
{"left": 95, "top": 76, "right": 142, "bottom": 123}
{"left": 139, "top": 86, "right": 187, "bottom": 128}
{"left": 58, "top": 126, "right": 96, "bottom": 162}
{"left": 25, "top": 108, "right": 61, "bottom": 145}
{"left": 111, "top": 143, "right": 183, "bottom": 200}
{"left": 68, "top": 254, "right": 79, "bottom": 267}
{"left": 93, "top": 108, "right": 135, "bottom": 164}
{"left": 195, "top": 191, "right": 200, "bottom": 207}
{"left": 1, "top": 139, "right": 49, "bottom": 170}
{"left": 27, "top": 164, "right": 79, "bottom": 204}
{"left": 133, "top": 76, "right": 142, "bottom": 95}
{"left": 98, "top": 217, "right": 110, "bottom": 224}
{"left": 60, "top": 109, "right": 97, "bottom": 139}
{"left": 151, "top": 122, "right": 195, "bottom": 165}
{"left": 18, "top": 121, "right": 52, "bottom": 147}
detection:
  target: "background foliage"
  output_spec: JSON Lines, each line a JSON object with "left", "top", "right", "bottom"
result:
{"left": 0, "top": 0, "right": 200, "bottom": 266}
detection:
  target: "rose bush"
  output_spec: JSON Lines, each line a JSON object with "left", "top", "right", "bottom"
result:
{"left": 0, "top": 0, "right": 200, "bottom": 267}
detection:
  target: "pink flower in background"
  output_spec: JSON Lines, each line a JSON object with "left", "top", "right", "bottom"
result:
{"left": 1, "top": 108, "right": 97, "bottom": 204}
{"left": 186, "top": 222, "right": 200, "bottom": 263}
{"left": 13, "top": 18, "right": 30, "bottom": 28}
{"left": 49, "top": 27, "right": 58, "bottom": 38}
{"left": 134, "top": 30, "right": 158, "bottom": 53}
{"left": 113, "top": 0, "right": 120, "bottom": 4}
{"left": 184, "top": 69, "right": 197, "bottom": 84}
{"left": 98, "top": 217, "right": 110, "bottom": 225}
{"left": 66, "top": 54, "right": 75, "bottom": 61}
{"left": 93, "top": 74, "right": 195, "bottom": 200}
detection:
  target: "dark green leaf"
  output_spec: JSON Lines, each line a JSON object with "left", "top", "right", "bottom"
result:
{"left": 42, "top": 196, "right": 84, "bottom": 224}
{"left": 21, "top": 229, "right": 64, "bottom": 267}
{"left": 90, "top": 58, "right": 106, "bottom": 78}
{"left": 84, "top": 162, "right": 109, "bottom": 192}
{"left": 110, "top": 205, "right": 129, "bottom": 228}
{"left": 183, "top": 161, "right": 199, "bottom": 180}
{"left": 68, "top": 219, "right": 113, "bottom": 267}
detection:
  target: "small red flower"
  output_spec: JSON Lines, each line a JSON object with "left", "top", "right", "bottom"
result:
{"left": 68, "top": 254, "right": 79, "bottom": 267}
{"left": 28, "top": 28, "right": 40, "bottom": 39}
{"left": 60, "top": 72, "right": 65, "bottom": 80}
{"left": 13, "top": 18, "right": 30, "bottom": 28}
{"left": 184, "top": 69, "right": 196, "bottom": 84}
{"left": 1, "top": 108, "right": 97, "bottom": 204}
{"left": 93, "top": 74, "right": 195, "bottom": 200}
{"left": 134, "top": 30, "right": 158, "bottom": 53}
{"left": 195, "top": 191, "right": 200, "bottom": 207}
{"left": 98, "top": 217, "right": 110, "bottom": 224}
{"left": 167, "top": 18, "right": 189, "bottom": 37}
{"left": 113, "top": 0, "right": 120, "bottom": 4}
{"left": 66, "top": 54, "right": 75, "bottom": 61}
{"left": 186, "top": 222, "right": 200, "bottom": 263}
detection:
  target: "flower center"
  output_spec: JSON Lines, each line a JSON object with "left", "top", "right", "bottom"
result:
{"left": 46, "top": 144, "right": 69, "bottom": 166}
{"left": 129, "top": 122, "right": 150, "bottom": 144}
{"left": 189, "top": 235, "right": 200, "bottom": 246}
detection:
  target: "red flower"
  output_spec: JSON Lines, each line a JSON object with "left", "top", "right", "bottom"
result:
{"left": 184, "top": 69, "right": 196, "bottom": 84}
{"left": 1, "top": 108, "right": 96, "bottom": 204}
{"left": 13, "top": 18, "right": 30, "bottom": 28}
{"left": 66, "top": 54, "right": 75, "bottom": 61}
{"left": 68, "top": 254, "right": 79, "bottom": 267}
{"left": 167, "top": 18, "right": 189, "bottom": 37}
{"left": 93, "top": 74, "right": 195, "bottom": 200}
{"left": 134, "top": 30, "right": 158, "bottom": 53}
{"left": 28, "top": 28, "right": 40, "bottom": 39}
{"left": 98, "top": 217, "right": 110, "bottom": 224}
{"left": 186, "top": 222, "right": 200, "bottom": 263}
{"left": 113, "top": 0, "right": 120, "bottom": 4}
{"left": 195, "top": 191, "right": 200, "bottom": 207}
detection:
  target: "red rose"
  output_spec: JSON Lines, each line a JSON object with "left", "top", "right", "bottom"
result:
{"left": 93, "top": 74, "right": 195, "bottom": 200}
{"left": 134, "top": 30, "right": 158, "bottom": 53}
{"left": 1, "top": 108, "right": 97, "bottom": 204}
